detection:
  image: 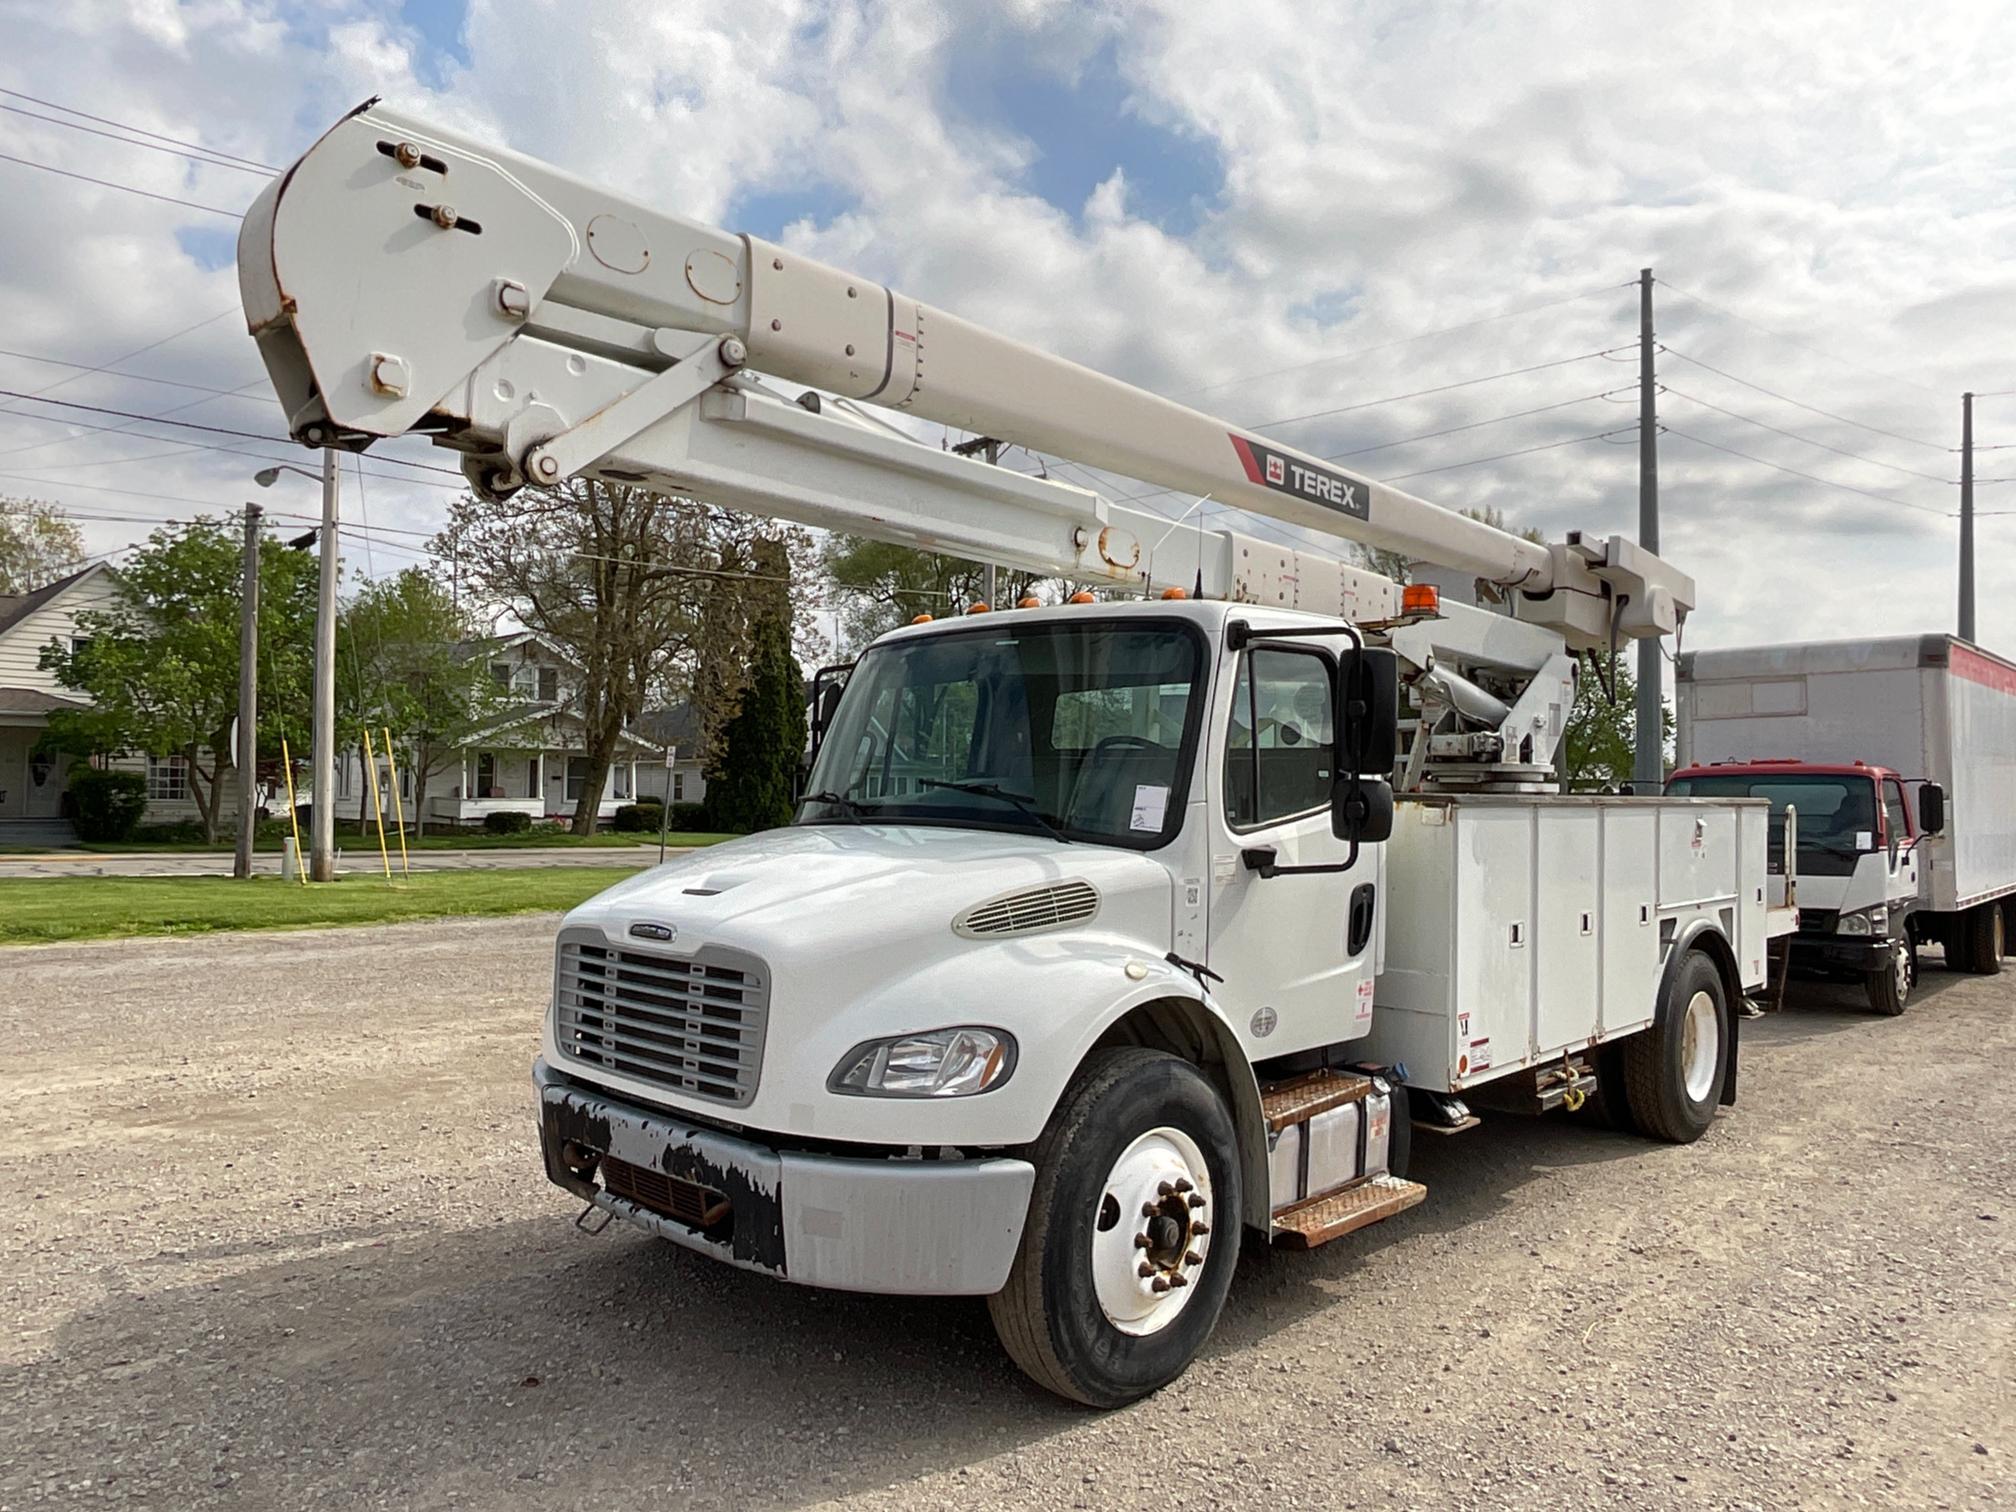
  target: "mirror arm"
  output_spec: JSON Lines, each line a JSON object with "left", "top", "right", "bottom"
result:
{"left": 1241, "top": 842, "right": 1361, "bottom": 879}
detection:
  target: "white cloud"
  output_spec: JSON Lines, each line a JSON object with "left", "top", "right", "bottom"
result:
{"left": 1, "top": 0, "right": 2013, "bottom": 655}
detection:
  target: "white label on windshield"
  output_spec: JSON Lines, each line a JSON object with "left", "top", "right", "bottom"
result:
{"left": 1855, "top": 831, "right": 1873, "bottom": 850}
{"left": 1130, "top": 784, "right": 1169, "bottom": 831}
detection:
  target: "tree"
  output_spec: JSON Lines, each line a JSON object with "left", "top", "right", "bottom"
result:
{"left": 1559, "top": 658, "right": 1674, "bottom": 791}
{"left": 41, "top": 518, "right": 316, "bottom": 841}
{"left": 0, "top": 497, "right": 85, "bottom": 594}
{"left": 823, "top": 536, "right": 1046, "bottom": 652}
{"left": 705, "top": 538, "right": 804, "bottom": 832}
{"left": 336, "top": 569, "right": 522, "bottom": 836}
{"left": 436, "top": 480, "right": 816, "bottom": 835}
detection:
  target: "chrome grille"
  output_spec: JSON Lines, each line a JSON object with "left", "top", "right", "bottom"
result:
{"left": 554, "top": 927, "right": 769, "bottom": 1107}
{"left": 955, "top": 880, "right": 1100, "bottom": 938}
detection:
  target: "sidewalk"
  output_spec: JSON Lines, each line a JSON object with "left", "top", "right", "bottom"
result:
{"left": 0, "top": 845, "right": 666, "bottom": 879}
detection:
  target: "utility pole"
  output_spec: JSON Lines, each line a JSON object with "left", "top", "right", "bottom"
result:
{"left": 311, "top": 448, "right": 340, "bottom": 881}
{"left": 234, "top": 502, "right": 262, "bottom": 879}
{"left": 1959, "top": 391, "right": 1975, "bottom": 643}
{"left": 1634, "top": 268, "right": 1663, "bottom": 791}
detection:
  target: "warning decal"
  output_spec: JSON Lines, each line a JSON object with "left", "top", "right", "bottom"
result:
{"left": 1229, "top": 434, "right": 1372, "bottom": 521}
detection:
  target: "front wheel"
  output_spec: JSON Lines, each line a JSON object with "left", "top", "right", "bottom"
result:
{"left": 1865, "top": 937, "right": 1914, "bottom": 1015}
{"left": 988, "top": 1047, "right": 1242, "bottom": 1408}
{"left": 1622, "top": 950, "right": 1730, "bottom": 1143}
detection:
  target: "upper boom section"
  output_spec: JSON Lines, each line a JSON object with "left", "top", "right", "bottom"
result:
{"left": 238, "top": 99, "right": 1692, "bottom": 649}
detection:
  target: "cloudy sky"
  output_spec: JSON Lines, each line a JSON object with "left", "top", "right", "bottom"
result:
{"left": 2, "top": 0, "right": 2012, "bottom": 653}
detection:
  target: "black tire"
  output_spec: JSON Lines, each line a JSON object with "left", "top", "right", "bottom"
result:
{"left": 1622, "top": 950, "right": 1730, "bottom": 1144}
{"left": 1864, "top": 937, "right": 1914, "bottom": 1015}
{"left": 988, "top": 1047, "right": 1242, "bottom": 1408}
{"left": 1963, "top": 902, "right": 2006, "bottom": 977}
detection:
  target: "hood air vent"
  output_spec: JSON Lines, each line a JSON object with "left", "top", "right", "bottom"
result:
{"left": 955, "top": 880, "right": 1101, "bottom": 939}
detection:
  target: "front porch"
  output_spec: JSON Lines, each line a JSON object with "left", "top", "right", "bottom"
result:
{"left": 430, "top": 744, "right": 645, "bottom": 826}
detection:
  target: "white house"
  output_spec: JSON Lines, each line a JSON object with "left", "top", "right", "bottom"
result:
{"left": 632, "top": 702, "right": 711, "bottom": 809}
{"left": 321, "top": 631, "right": 666, "bottom": 828}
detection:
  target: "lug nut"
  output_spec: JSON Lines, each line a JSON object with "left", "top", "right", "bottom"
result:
{"left": 431, "top": 203, "right": 459, "bottom": 229}
{"left": 1150, "top": 1277, "right": 1171, "bottom": 1294}
{"left": 1141, "top": 1203, "right": 1159, "bottom": 1219}
{"left": 1191, "top": 1222, "right": 1210, "bottom": 1236}
{"left": 1132, "top": 1232, "right": 1150, "bottom": 1249}
{"left": 1168, "top": 1273, "right": 1188, "bottom": 1289}
{"left": 1184, "top": 1250, "right": 1204, "bottom": 1266}
{"left": 1188, "top": 1194, "right": 1206, "bottom": 1209}
{"left": 1157, "top": 1181, "right": 1175, "bottom": 1197}
{"left": 1174, "top": 1178, "right": 1193, "bottom": 1194}
{"left": 395, "top": 141, "right": 422, "bottom": 169}
{"left": 1137, "top": 1262, "right": 1155, "bottom": 1278}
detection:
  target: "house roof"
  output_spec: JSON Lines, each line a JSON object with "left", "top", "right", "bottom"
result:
{"left": 453, "top": 629, "right": 578, "bottom": 667}
{"left": 636, "top": 702, "right": 707, "bottom": 760}
{"left": 0, "top": 686, "right": 90, "bottom": 715}
{"left": 0, "top": 562, "right": 107, "bottom": 642}
{"left": 463, "top": 700, "right": 664, "bottom": 752}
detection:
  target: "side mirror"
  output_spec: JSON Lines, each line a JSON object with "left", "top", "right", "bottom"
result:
{"left": 1918, "top": 782, "right": 1945, "bottom": 836}
{"left": 1336, "top": 646, "right": 1400, "bottom": 778}
{"left": 1333, "top": 774, "right": 1394, "bottom": 845}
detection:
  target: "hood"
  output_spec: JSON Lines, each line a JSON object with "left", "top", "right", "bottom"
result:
{"left": 571, "top": 822, "right": 1173, "bottom": 959}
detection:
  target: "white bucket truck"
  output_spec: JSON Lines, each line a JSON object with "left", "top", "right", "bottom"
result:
{"left": 236, "top": 102, "right": 1785, "bottom": 1405}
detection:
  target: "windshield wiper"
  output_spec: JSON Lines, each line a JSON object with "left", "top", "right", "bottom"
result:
{"left": 1796, "top": 840, "right": 1872, "bottom": 858}
{"left": 917, "top": 779, "right": 1073, "bottom": 844}
{"left": 800, "top": 789, "right": 873, "bottom": 823}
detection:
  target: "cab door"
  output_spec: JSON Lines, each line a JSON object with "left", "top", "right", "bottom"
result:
{"left": 1206, "top": 641, "right": 1379, "bottom": 1060}
{"left": 1880, "top": 776, "right": 1920, "bottom": 913}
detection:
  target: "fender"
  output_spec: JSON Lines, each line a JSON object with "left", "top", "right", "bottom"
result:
{"left": 1656, "top": 916, "right": 1742, "bottom": 1106}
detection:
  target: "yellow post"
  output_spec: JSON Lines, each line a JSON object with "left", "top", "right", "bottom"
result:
{"left": 280, "top": 735, "right": 307, "bottom": 886}
{"left": 381, "top": 727, "right": 412, "bottom": 878}
{"left": 361, "top": 728, "right": 394, "bottom": 883}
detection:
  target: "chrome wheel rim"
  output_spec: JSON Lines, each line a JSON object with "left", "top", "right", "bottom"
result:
{"left": 1090, "top": 1125, "right": 1212, "bottom": 1337}
{"left": 1895, "top": 941, "right": 1913, "bottom": 999}
{"left": 1681, "top": 989, "right": 1720, "bottom": 1103}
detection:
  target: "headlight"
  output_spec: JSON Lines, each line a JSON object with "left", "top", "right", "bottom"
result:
{"left": 829, "top": 1027, "right": 1017, "bottom": 1098}
{"left": 1836, "top": 911, "right": 1875, "bottom": 936}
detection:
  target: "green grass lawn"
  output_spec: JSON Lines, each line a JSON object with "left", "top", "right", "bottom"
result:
{"left": 0, "top": 830, "right": 734, "bottom": 855}
{"left": 0, "top": 867, "right": 646, "bottom": 945}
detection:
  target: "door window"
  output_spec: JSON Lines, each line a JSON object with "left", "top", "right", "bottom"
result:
{"left": 476, "top": 752, "right": 496, "bottom": 795}
{"left": 1225, "top": 648, "right": 1335, "bottom": 828}
{"left": 1882, "top": 778, "right": 1911, "bottom": 846}
{"left": 566, "top": 757, "right": 589, "bottom": 803}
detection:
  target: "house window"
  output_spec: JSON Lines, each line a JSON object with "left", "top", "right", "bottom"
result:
{"left": 673, "top": 772, "right": 685, "bottom": 801}
{"left": 614, "top": 764, "right": 631, "bottom": 799}
{"left": 489, "top": 661, "right": 512, "bottom": 688}
{"left": 146, "top": 755, "right": 189, "bottom": 801}
{"left": 476, "top": 752, "right": 496, "bottom": 796}
{"left": 566, "top": 757, "right": 589, "bottom": 803}
{"left": 70, "top": 635, "right": 92, "bottom": 659}
{"left": 537, "top": 667, "right": 559, "bottom": 702}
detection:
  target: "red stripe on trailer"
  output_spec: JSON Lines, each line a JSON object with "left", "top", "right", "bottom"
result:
{"left": 1949, "top": 642, "right": 2016, "bottom": 697}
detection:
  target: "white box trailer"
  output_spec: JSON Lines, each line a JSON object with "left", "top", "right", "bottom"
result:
{"left": 1676, "top": 634, "right": 2016, "bottom": 987}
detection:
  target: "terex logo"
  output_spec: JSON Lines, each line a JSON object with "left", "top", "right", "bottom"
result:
{"left": 1228, "top": 435, "right": 1371, "bottom": 522}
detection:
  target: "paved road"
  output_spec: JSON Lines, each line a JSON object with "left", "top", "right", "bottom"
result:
{"left": 2, "top": 920, "right": 2010, "bottom": 1510}
{"left": 0, "top": 845, "right": 665, "bottom": 878}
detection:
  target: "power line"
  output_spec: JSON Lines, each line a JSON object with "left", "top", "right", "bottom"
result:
{"left": 0, "top": 413, "right": 463, "bottom": 490}
{"left": 1658, "top": 345, "right": 1949, "bottom": 452}
{"left": 0, "top": 86, "right": 278, "bottom": 172}
{"left": 1327, "top": 389, "right": 1622, "bottom": 460}
{"left": 1663, "top": 426, "right": 1950, "bottom": 517}
{"left": 0, "top": 345, "right": 274, "bottom": 402}
{"left": 0, "top": 390, "right": 462, "bottom": 475}
{"left": 0, "top": 102, "right": 273, "bottom": 177}
{"left": 1380, "top": 427, "right": 1633, "bottom": 483}
{"left": 1654, "top": 278, "right": 1945, "bottom": 400}
{"left": 1248, "top": 348, "right": 1630, "bottom": 432}
{"left": 1660, "top": 387, "right": 1954, "bottom": 484}
{"left": 0, "top": 148, "right": 245, "bottom": 218}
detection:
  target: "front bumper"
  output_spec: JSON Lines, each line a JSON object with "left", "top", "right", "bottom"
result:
{"left": 535, "top": 1058, "right": 1035, "bottom": 1295}
{"left": 1789, "top": 932, "right": 1892, "bottom": 972}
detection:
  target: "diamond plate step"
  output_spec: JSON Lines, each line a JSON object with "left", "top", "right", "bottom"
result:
{"left": 1271, "top": 1175, "right": 1427, "bottom": 1249}
{"left": 1258, "top": 1068, "right": 1373, "bottom": 1133}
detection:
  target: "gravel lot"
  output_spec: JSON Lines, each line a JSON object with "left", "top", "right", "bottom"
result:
{"left": 3, "top": 918, "right": 2010, "bottom": 1510}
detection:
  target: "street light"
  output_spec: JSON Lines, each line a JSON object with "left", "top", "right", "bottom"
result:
{"left": 256, "top": 451, "right": 340, "bottom": 881}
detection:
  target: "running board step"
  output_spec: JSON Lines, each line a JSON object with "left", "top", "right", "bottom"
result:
{"left": 1259, "top": 1068, "right": 1373, "bottom": 1133}
{"left": 1271, "top": 1175, "right": 1426, "bottom": 1249}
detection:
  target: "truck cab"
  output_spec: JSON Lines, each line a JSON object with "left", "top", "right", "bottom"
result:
{"left": 1666, "top": 759, "right": 1925, "bottom": 1012}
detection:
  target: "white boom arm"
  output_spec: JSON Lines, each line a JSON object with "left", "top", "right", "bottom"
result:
{"left": 236, "top": 100, "right": 1691, "bottom": 652}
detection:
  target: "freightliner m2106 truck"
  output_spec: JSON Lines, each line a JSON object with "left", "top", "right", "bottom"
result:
{"left": 1674, "top": 634, "right": 2016, "bottom": 1013}
{"left": 236, "top": 102, "right": 1790, "bottom": 1405}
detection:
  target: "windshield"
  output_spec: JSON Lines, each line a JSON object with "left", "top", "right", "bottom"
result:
{"left": 1666, "top": 771, "right": 1879, "bottom": 876}
{"left": 798, "top": 619, "right": 1205, "bottom": 848}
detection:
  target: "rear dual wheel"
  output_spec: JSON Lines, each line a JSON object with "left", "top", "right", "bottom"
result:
{"left": 1959, "top": 902, "right": 2007, "bottom": 976}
